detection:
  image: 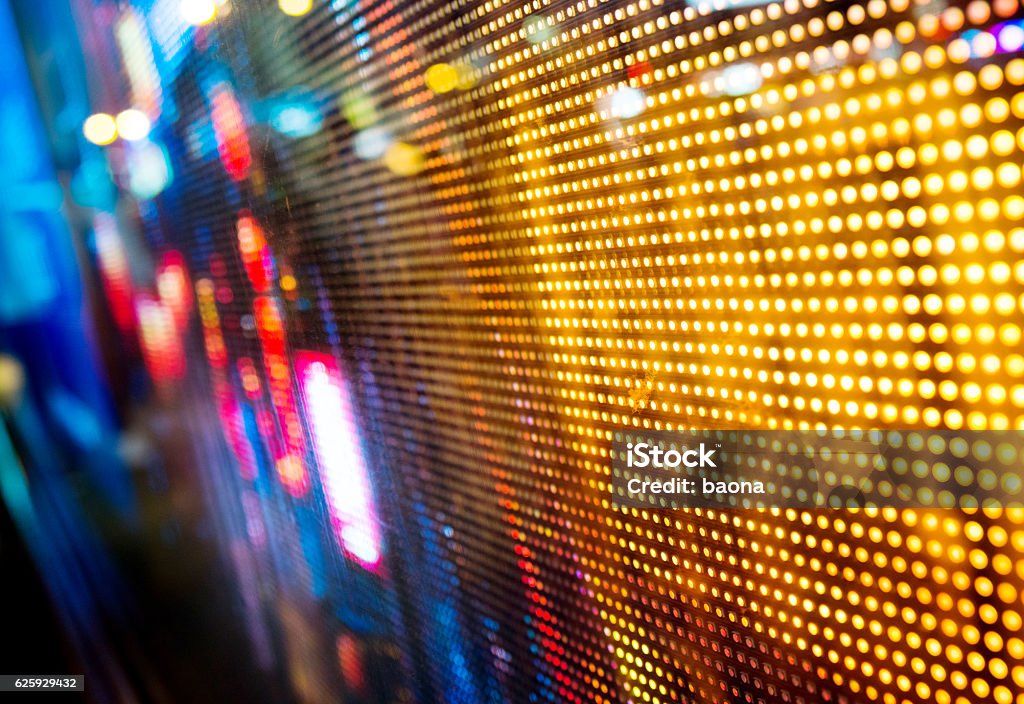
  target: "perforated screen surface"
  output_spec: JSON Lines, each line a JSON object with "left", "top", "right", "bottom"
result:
{"left": 80, "top": 0, "right": 1024, "bottom": 702}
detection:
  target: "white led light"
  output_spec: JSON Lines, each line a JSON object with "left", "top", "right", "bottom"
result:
{"left": 609, "top": 87, "right": 646, "bottom": 119}
{"left": 116, "top": 109, "right": 151, "bottom": 142}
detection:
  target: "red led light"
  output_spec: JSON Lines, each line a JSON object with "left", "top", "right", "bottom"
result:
{"left": 627, "top": 60, "right": 653, "bottom": 81}
{"left": 236, "top": 212, "right": 272, "bottom": 293}
{"left": 210, "top": 83, "right": 252, "bottom": 181}
{"left": 93, "top": 213, "right": 136, "bottom": 335}
{"left": 135, "top": 291, "right": 185, "bottom": 384}
{"left": 335, "top": 633, "right": 368, "bottom": 694}
{"left": 253, "top": 296, "right": 308, "bottom": 497}
{"left": 156, "top": 250, "right": 193, "bottom": 332}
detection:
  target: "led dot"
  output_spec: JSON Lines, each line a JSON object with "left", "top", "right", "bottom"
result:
{"left": 83, "top": 112, "right": 117, "bottom": 145}
{"left": 278, "top": 0, "right": 313, "bottom": 15}
{"left": 179, "top": 0, "right": 216, "bottom": 25}
{"left": 115, "top": 109, "right": 151, "bottom": 142}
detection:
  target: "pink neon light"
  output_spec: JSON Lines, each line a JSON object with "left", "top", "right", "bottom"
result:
{"left": 296, "top": 351, "right": 382, "bottom": 569}
{"left": 217, "top": 389, "right": 259, "bottom": 481}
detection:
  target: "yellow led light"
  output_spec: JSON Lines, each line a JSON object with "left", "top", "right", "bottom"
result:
{"left": 383, "top": 142, "right": 423, "bottom": 176}
{"left": 82, "top": 113, "right": 117, "bottom": 145}
{"left": 278, "top": 0, "right": 312, "bottom": 16}
{"left": 179, "top": 0, "right": 216, "bottom": 26}
{"left": 424, "top": 63, "right": 459, "bottom": 94}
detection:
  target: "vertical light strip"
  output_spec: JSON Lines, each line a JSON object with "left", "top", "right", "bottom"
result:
{"left": 253, "top": 295, "right": 308, "bottom": 497}
{"left": 296, "top": 351, "right": 382, "bottom": 570}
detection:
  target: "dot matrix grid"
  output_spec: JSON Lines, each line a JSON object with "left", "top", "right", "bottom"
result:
{"left": 101, "top": 0, "right": 1024, "bottom": 703}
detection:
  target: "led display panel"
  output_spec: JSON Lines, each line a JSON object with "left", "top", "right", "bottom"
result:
{"left": 77, "top": 0, "right": 1024, "bottom": 702}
